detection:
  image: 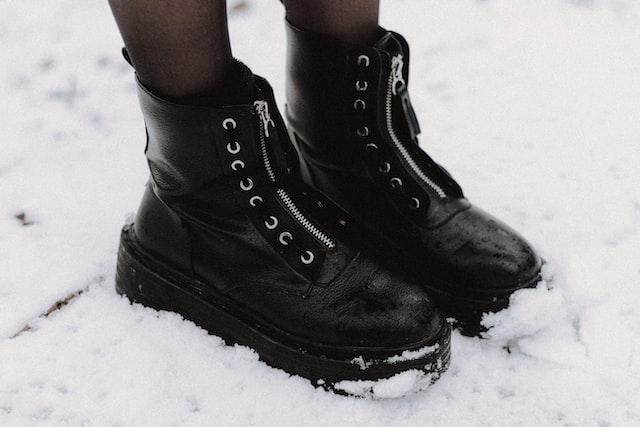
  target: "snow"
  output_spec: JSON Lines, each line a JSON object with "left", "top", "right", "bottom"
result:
{"left": 1, "top": 0, "right": 639, "bottom": 425}
{"left": 333, "top": 370, "right": 436, "bottom": 400}
{"left": 385, "top": 344, "right": 440, "bottom": 364}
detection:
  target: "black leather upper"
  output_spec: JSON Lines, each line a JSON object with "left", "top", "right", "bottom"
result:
{"left": 285, "top": 21, "right": 542, "bottom": 301}
{"left": 130, "top": 71, "right": 446, "bottom": 350}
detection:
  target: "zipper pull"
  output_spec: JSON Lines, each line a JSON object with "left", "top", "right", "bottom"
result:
{"left": 390, "top": 54, "right": 421, "bottom": 139}
{"left": 399, "top": 89, "right": 421, "bottom": 140}
{"left": 391, "top": 54, "right": 406, "bottom": 96}
{"left": 254, "top": 100, "right": 275, "bottom": 138}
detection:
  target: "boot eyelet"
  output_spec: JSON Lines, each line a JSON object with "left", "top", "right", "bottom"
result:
{"left": 279, "top": 231, "right": 293, "bottom": 245}
{"left": 300, "top": 250, "right": 314, "bottom": 265}
{"left": 249, "top": 195, "right": 263, "bottom": 207}
{"left": 379, "top": 162, "right": 391, "bottom": 174}
{"left": 231, "top": 159, "right": 245, "bottom": 171}
{"left": 355, "top": 81, "right": 368, "bottom": 92}
{"left": 353, "top": 99, "right": 366, "bottom": 110}
{"left": 240, "top": 177, "right": 253, "bottom": 191}
{"left": 226, "top": 141, "right": 241, "bottom": 154}
{"left": 390, "top": 177, "right": 403, "bottom": 188}
{"left": 357, "top": 55, "right": 370, "bottom": 67}
{"left": 365, "top": 142, "right": 378, "bottom": 152}
{"left": 265, "top": 215, "right": 278, "bottom": 229}
{"left": 222, "top": 118, "right": 237, "bottom": 130}
{"left": 356, "top": 126, "right": 370, "bottom": 137}
{"left": 409, "top": 197, "right": 420, "bottom": 209}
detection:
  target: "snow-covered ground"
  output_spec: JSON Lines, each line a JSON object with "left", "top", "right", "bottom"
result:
{"left": 1, "top": 0, "right": 639, "bottom": 425}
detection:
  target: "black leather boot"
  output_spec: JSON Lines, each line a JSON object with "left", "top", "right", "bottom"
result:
{"left": 115, "top": 64, "right": 451, "bottom": 394}
{"left": 285, "top": 22, "right": 542, "bottom": 336}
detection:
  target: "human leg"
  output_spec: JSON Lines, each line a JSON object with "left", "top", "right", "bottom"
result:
{"left": 283, "top": 0, "right": 379, "bottom": 45}
{"left": 108, "top": 0, "right": 232, "bottom": 104}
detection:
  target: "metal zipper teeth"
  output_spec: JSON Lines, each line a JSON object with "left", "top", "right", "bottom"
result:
{"left": 385, "top": 58, "right": 447, "bottom": 199}
{"left": 255, "top": 101, "right": 276, "bottom": 182}
{"left": 254, "top": 101, "right": 336, "bottom": 249}
{"left": 276, "top": 188, "right": 336, "bottom": 249}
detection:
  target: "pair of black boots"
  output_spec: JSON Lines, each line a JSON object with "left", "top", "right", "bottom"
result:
{"left": 116, "top": 23, "right": 541, "bottom": 396}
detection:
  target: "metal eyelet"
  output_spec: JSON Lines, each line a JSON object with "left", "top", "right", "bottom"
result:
{"left": 240, "top": 177, "right": 253, "bottom": 191}
{"left": 353, "top": 99, "right": 366, "bottom": 110}
{"left": 409, "top": 197, "right": 420, "bottom": 209}
{"left": 249, "top": 195, "right": 263, "bottom": 207}
{"left": 231, "top": 159, "right": 245, "bottom": 171}
{"left": 390, "top": 177, "right": 403, "bottom": 188}
{"left": 356, "top": 126, "right": 370, "bottom": 137}
{"left": 300, "top": 250, "right": 314, "bottom": 265}
{"left": 279, "top": 231, "right": 293, "bottom": 245}
{"left": 265, "top": 215, "right": 278, "bottom": 230}
{"left": 357, "top": 55, "right": 370, "bottom": 67}
{"left": 379, "top": 162, "right": 391, "bottom": 174}
{"left": 365, "top": 142, "right": 379, "bottom": 152}
{"left": 355, "top": 81, "right": 368, "bottom": 92}
{"left": 222, "top": 118, "right": 237, "bottom": 130}
{"left": 226, "top": 141, "right": 241, "bottom": 154}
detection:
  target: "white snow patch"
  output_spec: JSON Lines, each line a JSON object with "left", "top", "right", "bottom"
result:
{"left": 350, "top": 355, "right": 374, "bottom": 370}
{"left": 385, "top": 344, "right": 440, "bottom": 364}
{"left": 482, "top": 279, "right": 589, "bottom": 365}
{"left": 333, "top": 369, "right": 435, "bottom": 400}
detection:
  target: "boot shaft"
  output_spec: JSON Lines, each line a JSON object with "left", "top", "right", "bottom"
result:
{"left": 285, "top": 21, "right": 421, "bottom": 168}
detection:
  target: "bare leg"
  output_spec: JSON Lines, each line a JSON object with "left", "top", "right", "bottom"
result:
{"left": 283, "top": 0, "right": 380, "bottom": 45}
{"left": 108, "top": 0, "right": 232, "bottom": 104}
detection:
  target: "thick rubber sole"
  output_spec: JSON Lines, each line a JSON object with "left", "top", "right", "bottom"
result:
{"left": 115, "top": 224, "right": 451, "bottom": 395}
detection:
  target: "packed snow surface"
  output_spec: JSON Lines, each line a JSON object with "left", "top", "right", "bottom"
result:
{"left": 2, "top": 0, "right": 640, "bottom": 425}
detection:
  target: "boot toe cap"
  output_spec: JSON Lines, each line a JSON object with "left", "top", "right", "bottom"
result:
{"left": 439, "top": 205, "right": 542, "bottom": 293}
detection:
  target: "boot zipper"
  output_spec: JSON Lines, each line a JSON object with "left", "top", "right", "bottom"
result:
{"left": 255, "top": 100, "right": 277, "bottom": 182}
{"left": 254, "top": 100, "right": 336, "bottom": 249}
{"left": 386, "top": 55, "right": 447, "bottom": 199}
{"left": 276, "top": 188, "right": 335, "bottom": 249}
